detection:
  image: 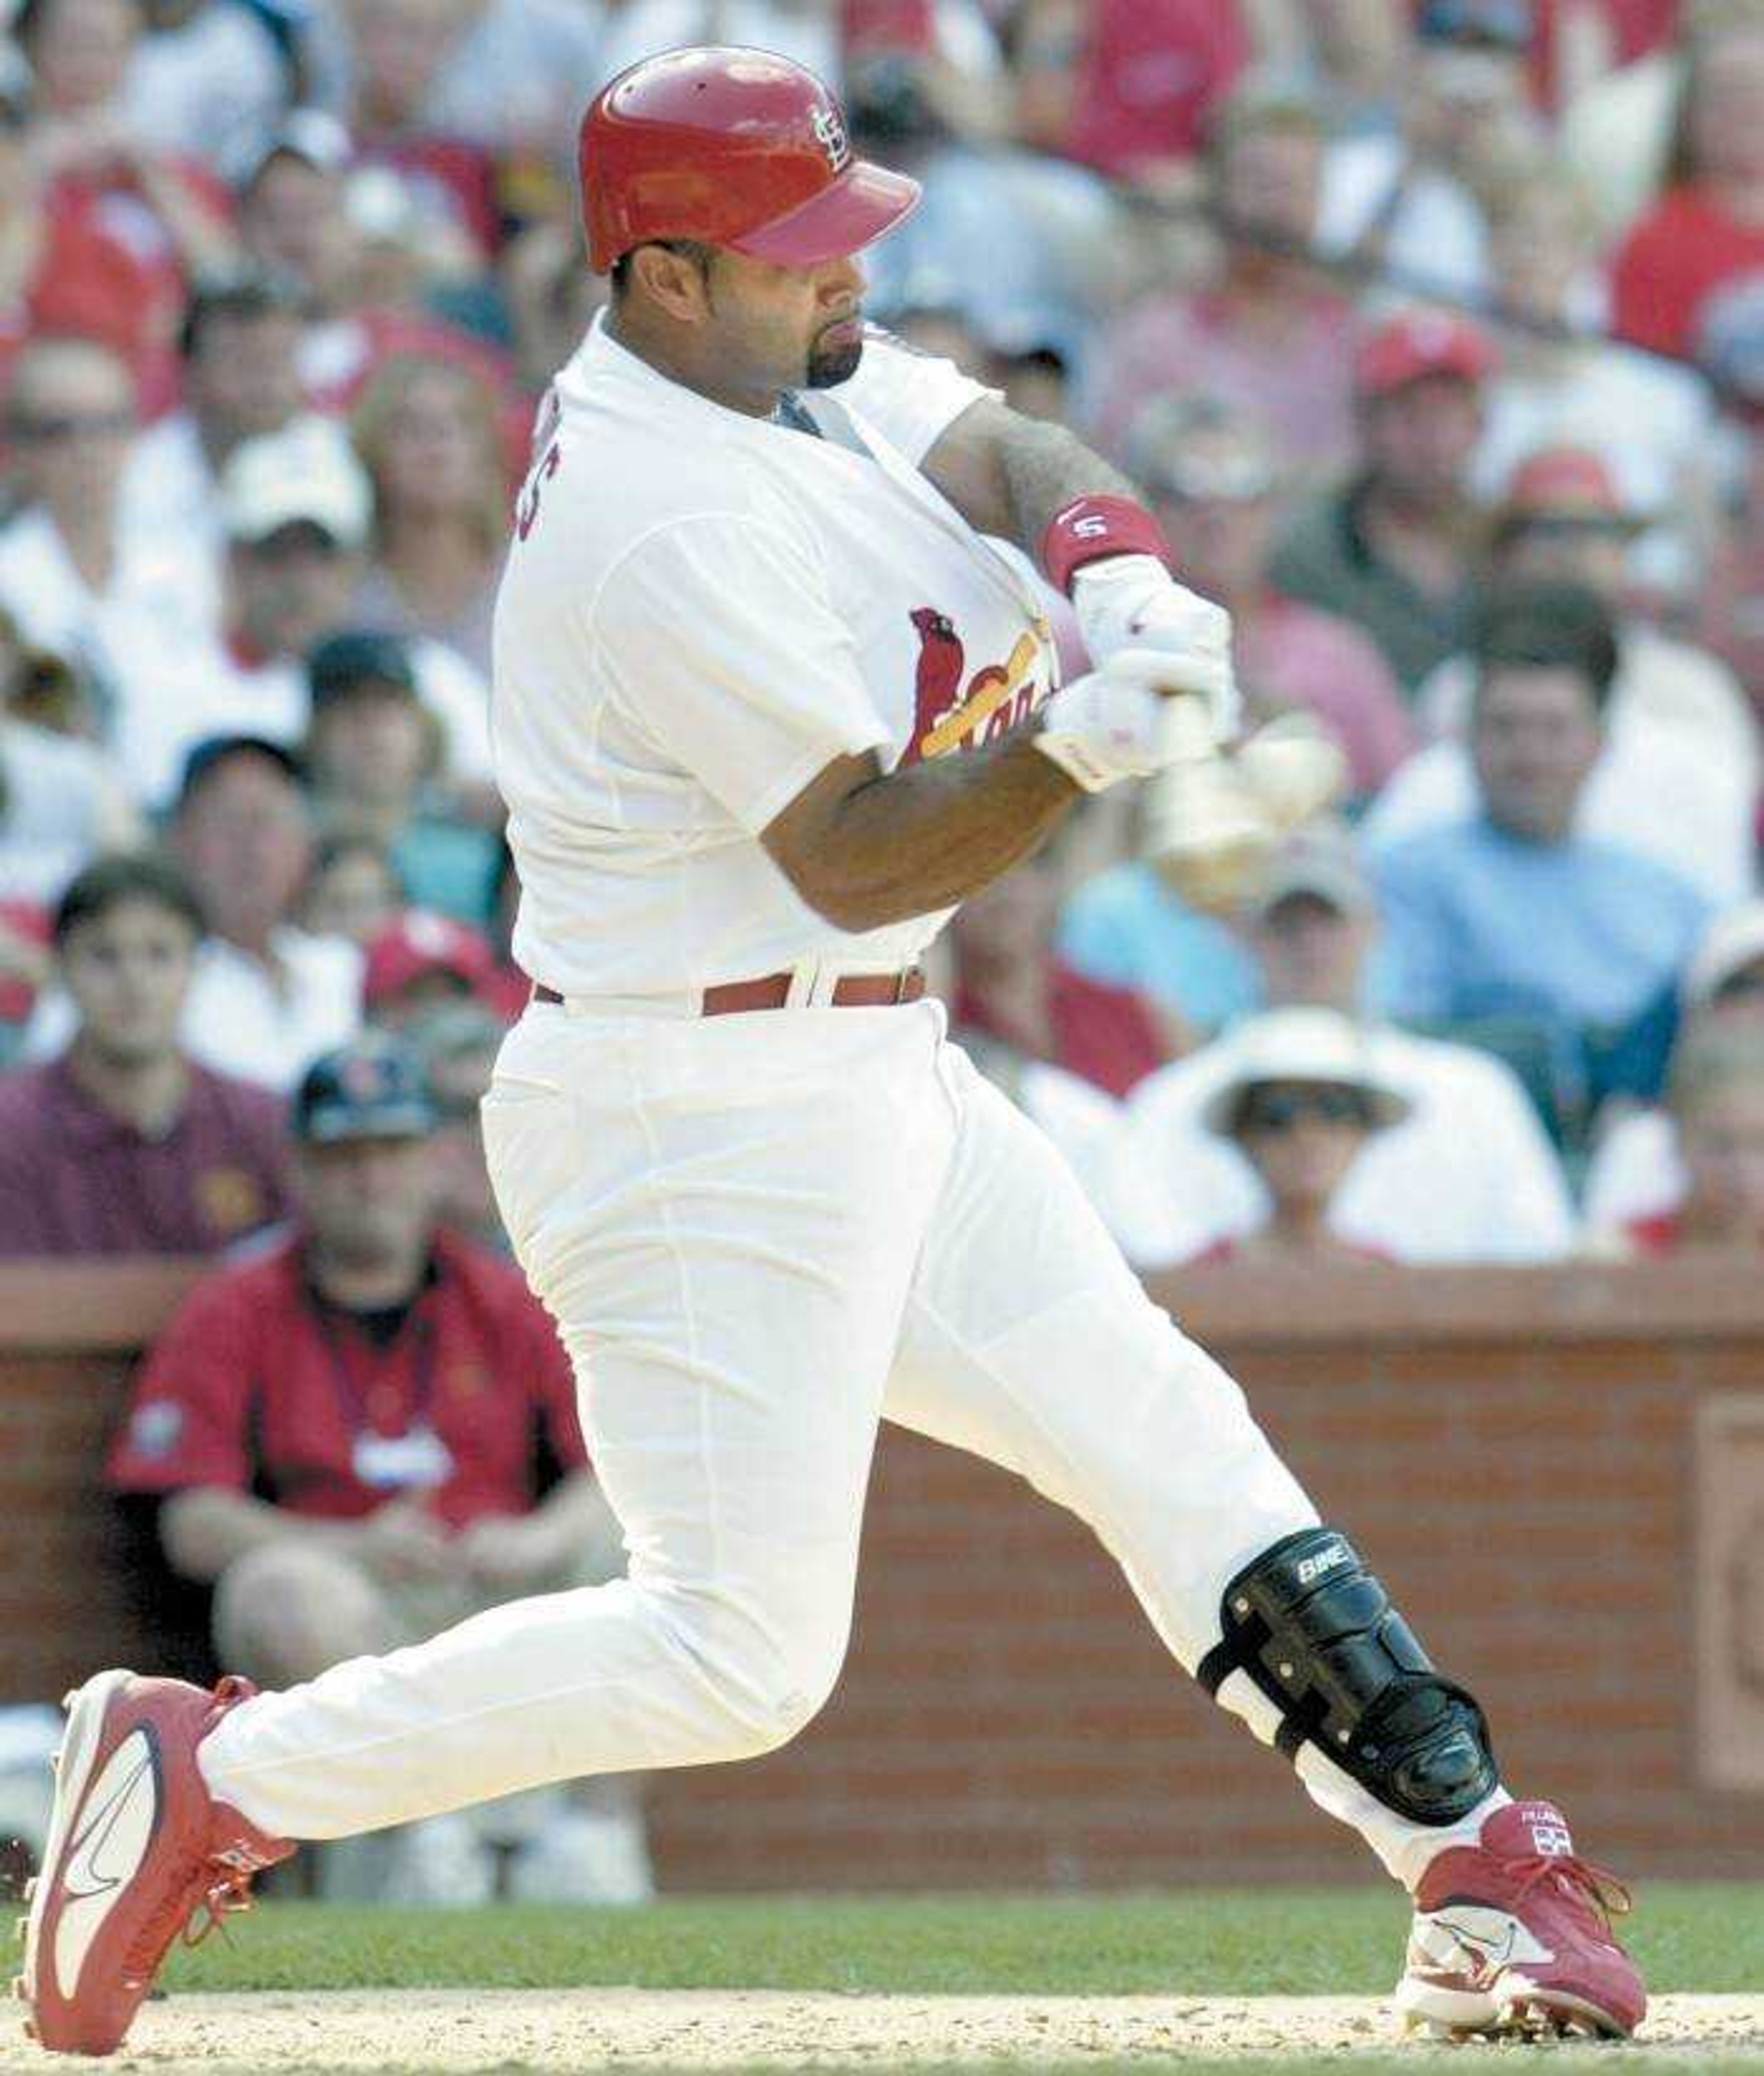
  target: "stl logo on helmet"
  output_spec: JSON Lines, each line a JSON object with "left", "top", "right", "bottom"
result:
{"left": 811, "top": 105, "right": 851, "bottom": 174}
{"left": 899, "top": 609, "right": 1050, "bottom": 767}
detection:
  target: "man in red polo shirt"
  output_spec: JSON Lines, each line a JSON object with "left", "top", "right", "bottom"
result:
{"left": 107, "top": 1031, "right": 645, "bottom": 1904}
{"left": 0, "top": 853, "right": 291, "bottom": 1256}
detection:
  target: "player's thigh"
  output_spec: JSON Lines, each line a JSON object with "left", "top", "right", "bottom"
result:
{"left": 483, "top": 1004, "right": 956, "bottom": 1620}
{"left": 883, "top": 1049, "right": 1311, "bottom": 1634}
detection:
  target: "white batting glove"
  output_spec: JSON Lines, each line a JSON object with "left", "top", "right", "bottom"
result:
{"left": 1071, "top": 554, "right": 1241, "bottom": 746}
{"left": 1033, "top": 649, "right": 1225, "bottom": 795}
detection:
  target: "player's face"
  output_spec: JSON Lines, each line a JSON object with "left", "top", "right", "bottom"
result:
{"left": 62, "top": 899, "right": 197, "bottom": 1067}
{"left": 703, "top": 248, "right": 869, "bottom": 392}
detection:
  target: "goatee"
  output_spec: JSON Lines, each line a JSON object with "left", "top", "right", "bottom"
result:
{"left": 806, "top": 331, "right": 864, "bottom": 389}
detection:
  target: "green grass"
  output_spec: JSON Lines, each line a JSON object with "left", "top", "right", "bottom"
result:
{"left": 161, "top": 1884, "right": 1762, "bottom": 1997}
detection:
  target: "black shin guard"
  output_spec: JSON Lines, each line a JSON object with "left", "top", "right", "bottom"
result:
{"left": 1196, "top": 1527, "right": 1498, "bottom": 1825}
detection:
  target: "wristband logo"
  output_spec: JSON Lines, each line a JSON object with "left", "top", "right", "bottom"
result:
{"left": 899, "top": 608, "right": 1050, "bottom": 767}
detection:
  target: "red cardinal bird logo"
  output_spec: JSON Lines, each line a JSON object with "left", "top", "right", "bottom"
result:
{"left": 899, "top": 607, "right": 1048, "bottom": 767}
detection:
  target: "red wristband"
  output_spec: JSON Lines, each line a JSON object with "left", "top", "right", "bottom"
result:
{"left": 1040, "top": 494, "right": 1174, "bottom": 595}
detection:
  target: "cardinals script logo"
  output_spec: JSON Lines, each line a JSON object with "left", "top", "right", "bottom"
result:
{"left": 899, "top": 609, "right": 1048, "bottom": 766}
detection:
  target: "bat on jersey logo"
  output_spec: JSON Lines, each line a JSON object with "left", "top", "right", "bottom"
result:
{"left": 898, "top": 609, "right": 1048, "bottom": 766}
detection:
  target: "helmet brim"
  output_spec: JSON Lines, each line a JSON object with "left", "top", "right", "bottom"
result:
{"left": 729, "top": 158, "right": 921, "bottom": 266}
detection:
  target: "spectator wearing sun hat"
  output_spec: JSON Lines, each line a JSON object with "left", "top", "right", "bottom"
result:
{"left": 1269, "top": 309, "right": 1493, "bottom": 692}
{"left": 1370, "top": 446, "right": 1760, "bottom": 906}
{"left": 1104, "top": 821, "right": 1575, "bottom": 1269}
{"left": 1181, "top": 1009, "right": 1411, "bottom": 1265}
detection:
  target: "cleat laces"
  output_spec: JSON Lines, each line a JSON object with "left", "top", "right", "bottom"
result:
{"left": 1506, "top": 1848, "right": 1632, "bottom": 1929}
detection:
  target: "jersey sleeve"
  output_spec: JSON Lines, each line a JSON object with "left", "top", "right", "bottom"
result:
{"left": 594, "top": 512, "right": 892, "bottom": 836}
{"left": 106, "top": 1275, "right": 259, "bottom": 1496}
{"left": 833, "top": 327, "right": 998, "bottom": 465}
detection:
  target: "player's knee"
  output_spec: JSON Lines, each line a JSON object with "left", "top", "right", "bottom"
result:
{"left": 213, "top": 1538, "right": 391, "bottom": 1685}
{"left": 662, "top": 1587, "right": 851, "bottom": 1760}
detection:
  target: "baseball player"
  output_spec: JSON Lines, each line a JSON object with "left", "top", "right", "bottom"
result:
{"left": 23, "top": 48, "right": 1644, "bottom": 2056}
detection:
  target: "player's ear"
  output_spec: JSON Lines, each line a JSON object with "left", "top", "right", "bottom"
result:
{"left": 628, "top": 243, "right": 714, "bottom": 325}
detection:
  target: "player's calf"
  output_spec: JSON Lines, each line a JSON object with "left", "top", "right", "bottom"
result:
{"left": 1195, "top": 1528, "right": 1645, "bottom": 2041}
{"left": 17, "top": 1670, "right": 292, "bottom": 2057}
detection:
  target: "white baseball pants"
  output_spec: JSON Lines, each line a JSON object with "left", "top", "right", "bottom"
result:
{"left": 200, "top": 1000, "right": 1502, "bottom": 1890}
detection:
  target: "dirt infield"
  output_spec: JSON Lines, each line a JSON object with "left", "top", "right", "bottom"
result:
{"left": 2, "top": 1990, "right": 1757, "bottom": 2071}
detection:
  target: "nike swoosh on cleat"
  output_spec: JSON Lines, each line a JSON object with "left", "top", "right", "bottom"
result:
{"left": 52, "top": 1730, "right": 160, "bottom": 1997}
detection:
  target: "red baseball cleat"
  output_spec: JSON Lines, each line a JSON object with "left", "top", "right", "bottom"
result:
{"left": 1394, "top": 1799, "right": 1645, "bottom": 2040}
{"left": 16, "top": 1670, "right": 293, "bottom": 2057}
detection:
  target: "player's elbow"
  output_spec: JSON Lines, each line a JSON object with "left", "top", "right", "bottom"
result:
{"left": 792, "top": 877, "right": 902, "bottom": 935}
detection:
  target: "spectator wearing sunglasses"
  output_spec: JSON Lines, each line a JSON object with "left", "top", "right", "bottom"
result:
{"left": 0, "top": 335, "right": 212, "bottom": 698}
{"left": 1185, "top": 1009, "right": 1410, "bottom": 1264}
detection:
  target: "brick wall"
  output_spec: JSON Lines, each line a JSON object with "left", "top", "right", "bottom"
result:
{"left": 3, "top": 1259, "right": 1761, "bottom": 1887}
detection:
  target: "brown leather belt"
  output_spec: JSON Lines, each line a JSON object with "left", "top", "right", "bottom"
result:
{"left": 532, "top": 969, "right": 925, "bottom": 1015}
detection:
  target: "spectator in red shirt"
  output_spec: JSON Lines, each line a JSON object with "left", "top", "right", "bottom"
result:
{"left": 0, "top": 90, "right": 163, "bottom": 401}
{"left": 1616, "top": 1021, "right": 1764, "bottom": 1255}
{"left": 1611, "top": 9, "right": 1764, "bottom": 365}
{"left": 108, "top": 1029, "right": 643, "bottom": 1901}
{"left": 1013, "top": 0, "right": 1251, "bottom": 187}
{"left": 947, "top": 841, "right": 1174, "bottom": 1098}
{"left": 1188, "top": 1007, "right": 1409, "bottom": 1264}
{"left": 15, "top": 0, "right": 239, "bottom": 408}
{"left": 1087, "top": 88, "right": 1359, "bottom": 481}
{"left": 0, "top": 853, "right": 291, "bottom": 1254}
{"left": 1126, "top": 393, "right": 1416, "bottom": 798}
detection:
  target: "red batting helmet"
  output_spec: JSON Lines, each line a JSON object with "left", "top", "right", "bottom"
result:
{"left": 579, "top": 45, "right": 922, "bottom": 276}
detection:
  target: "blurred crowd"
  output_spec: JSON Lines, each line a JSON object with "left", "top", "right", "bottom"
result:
{"left": 3, "top": 0, "right": 1764, "bottom": 1902}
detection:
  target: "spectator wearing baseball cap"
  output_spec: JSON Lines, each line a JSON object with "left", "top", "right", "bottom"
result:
{"left": 1105, "top": 820, "right": 1575, "bottom": 1268}
{"left": 362, "top": 907, "right": 524, "bottom": 1028}
{"left": 101, "top": 419, "right": 494, "bottom": 809}
{"left": 1269, "top": 309, "right": 1493, "bottom": 692}
{"left": 1372, "top": 445, "right": 1759, "bottom": 908}
{"left": 107, "top": 1029, "right": 643, "bottom": 1904}
{"left": 1087, "top": 90, "right": 1359, "bottom": 483}
{"left": 1185, "top": 1008, "right": 1409, "bottom": 1265}
{"left": 407, "top": 1000, "right": 513, "bottom": 1253}
{"left": 1584, "top": 898, "right": 1764, "bottom": 1236}
{"left": 1371, "top": 580, "right": 1712, "bottom": 1120}
{"left": 305, "top": 631, "right": 501, "bottom": 926}
{"left": 0, "top": 853, "right": 292, "bottom": 1256}
{"left": 1126, "top": 395, "right": 1415, "bottom": 797}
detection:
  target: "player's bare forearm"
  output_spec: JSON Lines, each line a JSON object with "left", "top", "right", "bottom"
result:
{"left": 762, "top": 732, "right": 1080, "bottom": 934}
{"left": 919, "top": 396, "right": 1141, "bottom": 555}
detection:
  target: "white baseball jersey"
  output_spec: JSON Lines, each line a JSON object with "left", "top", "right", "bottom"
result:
{"left": 491, "top": 316, "right": 1058, "bottom": 999}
